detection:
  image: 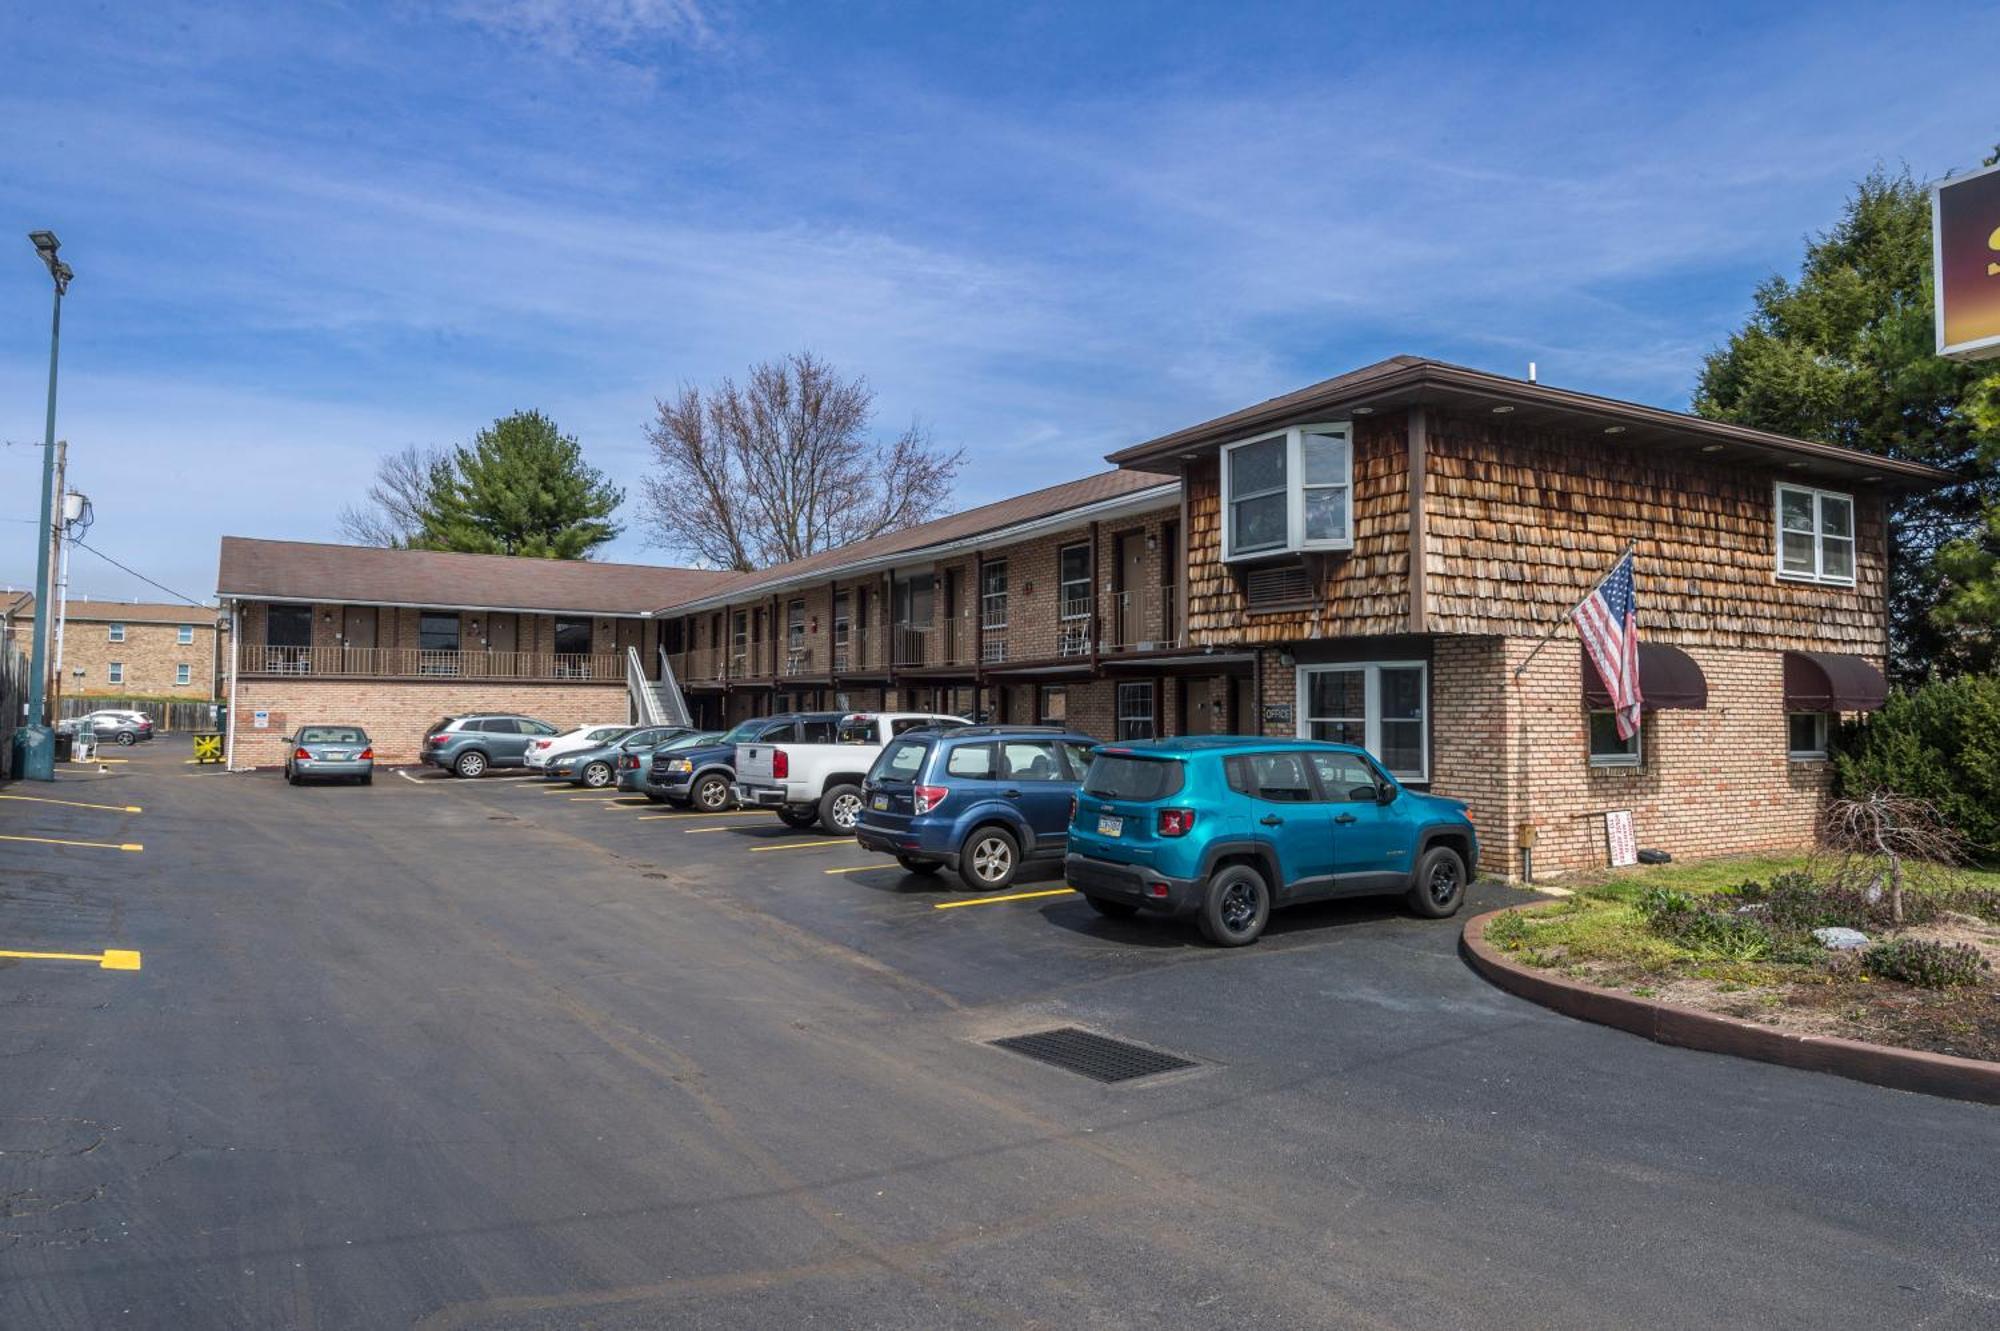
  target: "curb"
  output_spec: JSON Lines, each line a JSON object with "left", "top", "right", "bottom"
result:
{"left": 1460, "top": 906, "right": 2000, "bottom": 1107}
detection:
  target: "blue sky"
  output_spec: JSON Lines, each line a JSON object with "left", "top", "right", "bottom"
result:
{"left": 2, "top": 1, "right": 1995, "bottom": 603}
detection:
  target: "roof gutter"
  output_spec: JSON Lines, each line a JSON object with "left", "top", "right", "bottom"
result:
{"left": 214, "top": 592, "right": 655, "bottom": 619}
{"left": 654, "top": 482, "right": 1181, "bottom": 615}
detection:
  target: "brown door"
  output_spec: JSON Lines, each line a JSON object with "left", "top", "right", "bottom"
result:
{"left": 1115, "top": 531, "right": 1145, "bottom": 646}
{"left": 1160, "top": 520, "right": 1180, "bottom": 643}
{"left": 342, "top": 606, "right": 376, "bottom": 673}
{"left": 1182, "top": 677, "right": 1216, "bottom": 735}
{"left": 486, "top": 613, "right": 518, "bottom": 676}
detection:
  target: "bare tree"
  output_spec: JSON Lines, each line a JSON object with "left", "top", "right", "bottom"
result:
{"left": 640, "top": 353, "right": 965, "bottom": 570}
{"left": 338, "top": 445, "right": 455, "bottom": 547}
{"left": 1816, "top": 793, "right": 1968, "bottom": 928}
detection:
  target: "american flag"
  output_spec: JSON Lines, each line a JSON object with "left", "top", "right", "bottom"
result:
{"left": 1575, "top": 551, "right": 1642, "bottom": 739}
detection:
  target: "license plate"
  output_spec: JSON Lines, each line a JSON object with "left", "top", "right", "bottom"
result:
{"left": 322, "top": 751, "right": 348, "bottom": 760}
{"left": 1097, "top": 814, "right": 1123, "bottom": 837}
{"left": 872, "top": 794, "right": 888, "bottom": 810}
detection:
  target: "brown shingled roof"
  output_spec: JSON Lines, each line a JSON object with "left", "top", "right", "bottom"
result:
{"left": 3, "top": 597, "right": 219, "bottom": 624}
{"left": 216, "top": 538, "right": 733, "bottom": 616}
{"left": 656, "top": 469, "right": 1176, "bottom": 611}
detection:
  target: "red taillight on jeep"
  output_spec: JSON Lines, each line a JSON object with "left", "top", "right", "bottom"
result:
{"left": 294, "top": 747, "right": 312, "bottom": 760}
{"left": 357, "top": 747, "right": 374, "bottom": 760}
{"left": 771, "top": 748, "right": 788, "bottom": 779}
{"left": 1068, "top": 794, "right": 1077, "bottom": 822}
{"left": 913, "top": 784, "right": 947, "bottom": 815}
{"left": 1157, "top": 808, "right": 1197, "bottom": 837}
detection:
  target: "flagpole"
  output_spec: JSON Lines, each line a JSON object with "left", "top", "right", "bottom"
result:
{"left": 1510, "top": 538, "right": 1639, "bottom": 679}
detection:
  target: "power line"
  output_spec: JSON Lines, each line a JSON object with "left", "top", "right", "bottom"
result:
{"left": 69, "top": 538, "right": 210, "bottom": 608}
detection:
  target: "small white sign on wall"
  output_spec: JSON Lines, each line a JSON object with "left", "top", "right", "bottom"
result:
{"left": 1605, "top": 809, "right": 1638, "bottom": 868}
{"left": 252, "top": 709, "right": 271, "bottom": 730}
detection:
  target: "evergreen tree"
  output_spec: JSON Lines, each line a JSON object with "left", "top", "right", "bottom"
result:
{"left": 1693, "top": 166, "right": 2000, "bottom": 680}
{"left": 418, "top": 411, "right": 625, "bottom": 559}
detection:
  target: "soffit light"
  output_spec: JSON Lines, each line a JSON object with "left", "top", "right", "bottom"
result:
{"left": 1603, "top": 426, "right": 1626, "bottom": 435}
{"left": 1700, "top": 443, "right": 1725, "bottom": 452}
{"left": 1491, "top": 405, "right": 1515, "bottom": 414}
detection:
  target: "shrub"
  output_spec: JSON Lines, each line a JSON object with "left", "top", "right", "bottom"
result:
{"left": 1487, "top": 912, "right": 1532, "bottom": 951}
{"left": 1861, "top": 938, "right": 1991, "bottom": 989}
{"left": 1636, "top": 887, "right": 1783, "bottom": 962}
{"left": 1834, "top": 674, "right": 2000, "bottom": 862}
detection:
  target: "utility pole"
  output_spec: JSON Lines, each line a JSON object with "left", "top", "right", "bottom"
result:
{"left": 47, "top": 440, "right": 66, "bottom": 717}
{"left": 13, "top": 230, "right": 73, "bottom": 781}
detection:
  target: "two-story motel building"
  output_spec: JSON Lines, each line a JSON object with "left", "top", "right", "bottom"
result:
{"left": 218, "top": 358, "right": 1948, "bottom": 875}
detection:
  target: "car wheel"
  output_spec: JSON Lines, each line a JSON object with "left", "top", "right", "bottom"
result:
{"left": 1085, "top": 896, "right": 1138, "bottom": 918}
{"left": 818, "top": 784, "right": 864, "bottom": 835}
{"left": 1199, "top": 864, "right": 1270, "bottom": 947}
{"left": 694, "top": 774, "right": 732, "bottom": 811}
{"left": 454, "top": 750, "right": 488, "bottom": 779}
{"left": 285, "top": 766, "right": 299, "bottom": 786}
{"left": 581, "top": 761, "right": 614, "bottom": 788}
{"left": 896, "top": 855, "right": 942, "bottom": 876}
{"left": 958, "top": 826, "right": 1020, "bottom": 892}
{"left": 117, "top": 731, "right": 136, "bottom": 746}
{"left": 1406, "top": 845, "right": 1468, "bottom": 919}
{"left": 777, "top": 805, "right": 818, "bottom": 830}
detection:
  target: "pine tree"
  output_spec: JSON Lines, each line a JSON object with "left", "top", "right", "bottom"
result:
{"left": 418, "top": 411, "right": 625, "bottom": 559}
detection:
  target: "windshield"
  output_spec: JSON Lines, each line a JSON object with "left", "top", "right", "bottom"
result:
{"left": 871, "top": 736, "right": 931, "bottom": 782}
{"left": 659, "top": 731, "right": 721, "bottom": 751}
{"left": 298, "top": 727, "right": 366, "bottom": 744}
{"left": 720, "top": 721, "right": 764, "bottom": 743}
{"left": 1083, "top": 754, "right": 1185, "bottom": 801}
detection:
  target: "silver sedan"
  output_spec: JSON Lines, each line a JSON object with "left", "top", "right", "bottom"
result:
{"left": 285, "top": 725, "right": 375, "bottom": 786}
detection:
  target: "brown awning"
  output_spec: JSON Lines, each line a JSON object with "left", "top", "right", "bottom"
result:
{"left": 1783, "top": 651, "right": 1888, "bottom": 712}
{"left": 1581, "top": 643, "right": 1708, "bottom": 711}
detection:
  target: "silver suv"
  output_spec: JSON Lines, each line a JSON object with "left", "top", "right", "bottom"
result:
{"left": 420, "top": 714, "right": 559, "bottom": 778}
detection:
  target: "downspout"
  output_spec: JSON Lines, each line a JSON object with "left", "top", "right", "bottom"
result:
{"left": 223, "top": 601, "right": 241, "bottom": 770}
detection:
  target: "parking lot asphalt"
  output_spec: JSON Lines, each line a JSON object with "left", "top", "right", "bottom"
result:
{"left": 1, "top": 746, "right": 1996, "bottom": 1329}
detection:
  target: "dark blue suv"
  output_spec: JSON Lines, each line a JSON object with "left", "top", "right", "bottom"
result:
{"left": 855, "top": 725, "right": 1098, "bottom": 890}
{"left": 1064, "top": 738, "right": 1479, "bottom": 946}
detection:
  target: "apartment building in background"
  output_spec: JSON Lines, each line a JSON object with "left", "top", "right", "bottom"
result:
{"left": 1, "top": 595, "right": 225, "bottom": 700}
{"left": 214, "top": 356, "right": 1947, "bottom": 875}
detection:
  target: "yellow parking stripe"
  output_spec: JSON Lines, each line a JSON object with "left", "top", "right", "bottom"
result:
{"left": 823, "top": 865, "right": 877, "bottom": 874}
{"left": 598, "top": 800, "right": 652, "bottom": 808}
{"left": 748, "top": 839, "right": 842, "bottom": 853}
{"left": 677, "top": 825, "right": 742, "bottom": 833}
{"left": 69, "top": 757, "right": 128, "bottom": 764}
{"left": 566, "top": 793, "right": 626, "bottom": 801}
{"left": 933, "top": 888, "right": 1078, "bottom": 910}
{"left": 0, "top": 947, "right": 142, "bottom": 970}
{"left": 0, "top": 833, "right": 142, "bottom": 853}
{"left": 0, "top": 794, "right": 141, "bottom": 814}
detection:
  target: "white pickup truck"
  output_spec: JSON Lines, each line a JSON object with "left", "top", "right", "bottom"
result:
{"left": 736, "top": 712, "right": 968, "bottom": 832}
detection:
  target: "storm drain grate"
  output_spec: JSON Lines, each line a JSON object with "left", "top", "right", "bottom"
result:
{"left": 989, "top": 1027, "right": 1197, "bottom": 1083}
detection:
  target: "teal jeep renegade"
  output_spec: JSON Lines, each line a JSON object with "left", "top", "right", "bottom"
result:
{"left": 1064, "top": 737, "right": 1479, "bottom": 946}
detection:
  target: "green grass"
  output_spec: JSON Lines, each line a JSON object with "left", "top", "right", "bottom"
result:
{"left": 1565, "top": 852, "right": 2000, "bottom": 899}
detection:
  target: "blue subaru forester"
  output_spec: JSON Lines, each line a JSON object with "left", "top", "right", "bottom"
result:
{"left": 1064, "top": 737, "right": 1479, "bottom": 946}
{"left": 856, "top": 725, "right": 1099, "bottom": 891}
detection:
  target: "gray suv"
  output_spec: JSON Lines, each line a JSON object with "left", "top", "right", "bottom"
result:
{"left": 422, "top": 714, "right": 560, "bottom": 778}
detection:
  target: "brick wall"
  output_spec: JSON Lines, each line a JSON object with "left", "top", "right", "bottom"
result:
{"left": 229, "top": 678, "right": 628, "bottom": 767}
{"left": 10, "top": 613, "right": 222, "bottom": 698}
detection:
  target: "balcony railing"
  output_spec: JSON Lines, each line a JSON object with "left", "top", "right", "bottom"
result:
{"left": 241, "top": 645, "right": 622, "bottom": 681}
{"left": 1102, "top": 584, "right": 1181, "bottom": 653}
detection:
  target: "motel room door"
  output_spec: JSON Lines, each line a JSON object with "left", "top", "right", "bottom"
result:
{"left": 342, "top": 606, "right": 377, "bottom": 672}
{"left": 617, "top": 618, "right": 643, "bottom": 665}
{"left": 1181, "top": 677, "right": 1219, "bottom": 734}
{"left": 1115, "top": 531, "right": 1145, "bottom": 647}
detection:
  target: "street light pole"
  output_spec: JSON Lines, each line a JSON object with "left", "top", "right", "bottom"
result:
{"left": 13, "top": 230, "right": 73, "bottom": 782}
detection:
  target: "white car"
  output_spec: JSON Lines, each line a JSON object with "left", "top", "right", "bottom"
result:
{"left": 735, "top": 712, "right": 967, "bottom": 832}
{"left": 525, "top": 723, "right": 631, "bottom": 770}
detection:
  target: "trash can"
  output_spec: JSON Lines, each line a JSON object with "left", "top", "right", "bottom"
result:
{"left": 54, "top": 730, "right": 74, "bottom": 761}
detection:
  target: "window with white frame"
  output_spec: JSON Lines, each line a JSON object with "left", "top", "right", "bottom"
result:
{"left": 1115, "top": 681, "right": 1155, "bottom": 740}
{"left": 787, "top": 600, "right": 805, "bottom": 653}
{"left": 1220, "top": 423, "right": 1353, "bottom": 561}
{"left": 1588, "top": 712, "right": 1641, "bottom": 767}
{"left": 176, "top": 663, "right": 192, "bottom": 686}
{"left": 108, "top": 622, "right": 125, "bottom": 642}
{"left": 1787, "top": 712, "right": 1830, "bottom": 761}
{"left": 1297, "top": 661, "right": 1427, "bottom": 781}
{"left": 177, "top": 624, "right": 194, "bottom": 644}
{"left": 108, "top": 662, "right": 124, "bottom": 685}
{"left": 1775, "top": 483, "right": 1855, "bottom": 585}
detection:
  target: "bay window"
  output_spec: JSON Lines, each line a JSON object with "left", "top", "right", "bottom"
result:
{"left": 1221, "top": 423, "right": 1353, "bottom": 560}
{"left": 1775, "top": 483, "right": 1855, "bottom": 585}
{"left": 1296, "top": 661, "right": 1427, "bottom": 781}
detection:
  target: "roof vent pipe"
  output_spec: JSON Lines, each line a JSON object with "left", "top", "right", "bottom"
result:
{"left": 1527, "top": 361, "right": 1537, "bottom": 383}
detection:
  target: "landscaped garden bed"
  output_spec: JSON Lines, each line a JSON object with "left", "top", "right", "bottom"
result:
{"left": 1481, "top": 855, "right": 2000, "bottom": 1064}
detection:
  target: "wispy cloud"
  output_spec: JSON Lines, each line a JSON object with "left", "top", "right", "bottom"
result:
{"left": 446, "top": 0, "right": 717, "bottom": 57}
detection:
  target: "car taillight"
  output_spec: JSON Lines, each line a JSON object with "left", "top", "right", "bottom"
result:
{"left": 772, "top": 748, "right": 788, "bottom": 779}
{"left": 358, "top": 747, "right": 373, "bottom": 760}
{"left": 618, "top": 754, "right": 639, "bottom": 769}
{"left": 429, "top": 734, "right": 449, "bottom": 745}
{"left": 1068, "top": 794, "right": 1077, "bottom": 822}
{"left": 294, "top": 747, "right": 312, "bottom": 760}
{"left": 1157, "top": 808, "right": 1196, "bottom": 837}
{"left": 913, "top": 784, "right": 947, "bottom": 814}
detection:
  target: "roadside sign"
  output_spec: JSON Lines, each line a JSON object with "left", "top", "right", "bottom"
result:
{"left": 1932, "top": 160, "right": 2000, "bottom": 361}
{"left": 192, "top": 733, "right": 223, "bottom": 764}
{"left": 252, "top": 709, "right": 270, "bottom": 730}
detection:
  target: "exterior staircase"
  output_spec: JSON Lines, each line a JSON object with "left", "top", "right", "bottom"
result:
{"left": 627, "top": 646, "right": 692, "bottom": 727}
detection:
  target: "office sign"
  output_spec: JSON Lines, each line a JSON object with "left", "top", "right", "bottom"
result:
{"left": 1933, "top": 160, "right": 2000, "bottom": 361}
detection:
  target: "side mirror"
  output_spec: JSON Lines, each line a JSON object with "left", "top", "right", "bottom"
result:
{"left": 1377, "top": 784, "right": 1399, "bottom": 805}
